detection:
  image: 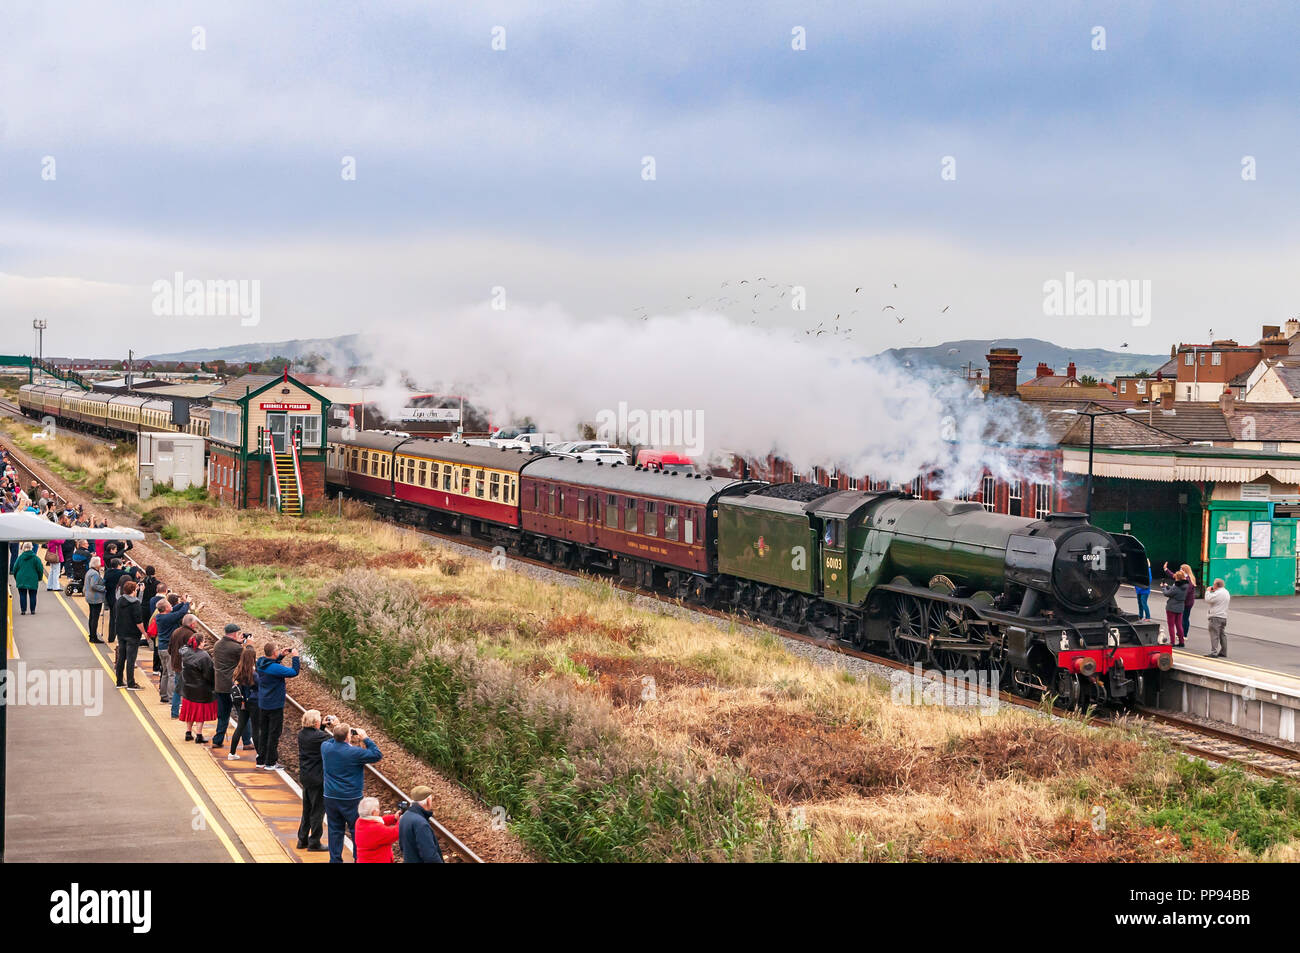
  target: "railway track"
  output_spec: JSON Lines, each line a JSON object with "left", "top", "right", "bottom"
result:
{"left": 376, "top": 506, "right": 1300, "bottom": 783}
{"left": 1, "top": 439, "right": 484, "bottom": 863}
{"left": 8, "top": 430, "right": 1299, "bottom": 798}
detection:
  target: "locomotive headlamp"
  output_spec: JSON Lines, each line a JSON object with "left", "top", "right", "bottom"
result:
{"left": 1157, "top": 630, "right": 1170, "bottom": 646}
{"left": 1059, "top": 634, "right": 1070, "bottom": 651}
{"left": 1107, "top": 628, "right": 1119, "bottom": 648}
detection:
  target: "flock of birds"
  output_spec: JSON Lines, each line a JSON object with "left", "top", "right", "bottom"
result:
{"left": 629, "top": 278, "right": 953, "bottom": 348}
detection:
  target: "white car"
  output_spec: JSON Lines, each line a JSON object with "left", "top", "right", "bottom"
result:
{"left": 572, "top": 446, "right": 628, "bottom": 465}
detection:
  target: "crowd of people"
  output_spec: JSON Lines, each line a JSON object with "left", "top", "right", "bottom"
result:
{"left": 4, "top": 448, "right": 446, "bottom": 863}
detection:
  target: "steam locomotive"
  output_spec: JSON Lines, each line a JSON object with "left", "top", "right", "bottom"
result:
{"left": 326, "top": 428, "right": 1170, "bottom": 707}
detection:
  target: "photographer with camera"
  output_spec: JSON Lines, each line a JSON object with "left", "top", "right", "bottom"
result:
{"left": 254, "top": 641, "right": 300, "bottom": 771}
{"left": 320, "top": 722, "right": 383, "bottom": 863}
{"left": 296, "top": 709, "right": 330, "bottom": 851}
{"left": 397, "top": 785, "right": 445, "bottom": 864}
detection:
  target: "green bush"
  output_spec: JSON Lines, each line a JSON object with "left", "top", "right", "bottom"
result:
{"left": 306, "top": 572, "right": 797, "bottom": 862}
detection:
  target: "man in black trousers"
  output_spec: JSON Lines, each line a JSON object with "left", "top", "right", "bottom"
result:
{"left": 296, "top": 709, "right": 330, "bottom": 851}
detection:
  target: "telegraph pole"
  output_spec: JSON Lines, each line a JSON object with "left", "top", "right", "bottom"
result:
{"left": 32, "top": 319, "right": 46, "bottom": 369}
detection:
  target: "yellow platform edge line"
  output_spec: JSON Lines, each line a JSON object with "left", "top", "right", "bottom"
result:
{"left": 58, "top": 593, "right": 292, "bottom": 863}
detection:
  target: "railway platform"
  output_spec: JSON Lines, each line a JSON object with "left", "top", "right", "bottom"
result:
{"left": 4, "top": 584, "right": 351, "bottom": 863}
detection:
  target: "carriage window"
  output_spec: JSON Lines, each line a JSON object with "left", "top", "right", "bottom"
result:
{"left": 475, "top": 469, "right": 485, "bottom": 498}
{"left": 532, "top": 485, "right": 539, "bottom": 510}
{"left": 824, "top": 519, "right": 843, "bottom": 547}
{"left": 361, "top": 450, "right": 369, "bottom": 473}
{"left": 490, "top": 472, "right": 500, "bottom": 501}
{"left": 506, "top": 477, "right": 515, "bottom": 504}
{"left": 461, "top": 468, "right": 471, "bottom": 494}
{"left": 418, "top": 461, "right": 428, "bottom": 486}
{"left": 664, "top": 504, "right": 678, "bottom": 541}
{"left": 644, "top": 501, "right": 658, "bottom": 537}
{"left": 625, "top": 497, "right": 638, "bottom": 532}
{"left": 606, "top": 494, "right": 618, "bottom": 528}
{"left": 443, "top": 466, "right": 452, "bottom": 491}
{"left": 548, "top": 487, "right": 556, "bottom": 515}
{"left": 577, "top": 496, "right": 585, "bottom": 521}
{"left": 683, "top": 510, "right": 695, "bottom": 544}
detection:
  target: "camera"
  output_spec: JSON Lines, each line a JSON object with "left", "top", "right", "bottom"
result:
{"left": 396, "top": 800, "right": 411, "bottom": 814}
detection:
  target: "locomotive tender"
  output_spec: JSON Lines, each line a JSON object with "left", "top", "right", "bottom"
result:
{"left": 327, "top": 428, "right": 1170, "bottom": 706}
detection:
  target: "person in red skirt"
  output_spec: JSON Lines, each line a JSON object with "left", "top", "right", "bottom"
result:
{"left": 353, "top": 797, "right": 400, "bottom": 863}
{"left": 179, "top": 634, "right": 217, "bottom": 743}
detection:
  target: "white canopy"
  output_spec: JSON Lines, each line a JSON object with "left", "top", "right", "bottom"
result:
{"left": 0, "top": 512, "right": 145, "bottom": 543}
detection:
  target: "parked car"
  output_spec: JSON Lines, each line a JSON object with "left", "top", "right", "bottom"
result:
{"left": 572, "top": 446, "right": 629, "bottom": 465}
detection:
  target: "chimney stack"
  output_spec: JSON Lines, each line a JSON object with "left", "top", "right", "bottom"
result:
{"left": 1161, "top": 391, "right": 1175, "bottom": 410}
{"left": 1035, "top": 361, "right": 1052, "bottom": 378}
{"left": 1285, "top": 318, "right": 1299, "bottom": 339}
{"left": 986, "top": 348, "right": 1022, "bottom": 399}
{"left": 1066, "top": 361, "right": 1077, "bottom": 379}
{"left": 1219, "top": 387, "right": 1236, "bottom": 416}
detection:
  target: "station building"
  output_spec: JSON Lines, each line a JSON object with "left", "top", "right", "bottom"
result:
{"left": 205, "top": 372, "right": 331, "bottom": 515}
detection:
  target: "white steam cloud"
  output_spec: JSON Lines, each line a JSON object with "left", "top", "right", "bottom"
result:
{"left": 359, "top": 306, "right": 1052, "bottom": 495}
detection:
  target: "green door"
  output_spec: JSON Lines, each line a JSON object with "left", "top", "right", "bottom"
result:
{"left": 822, "top": 518, "right": 849, "bottom": 603}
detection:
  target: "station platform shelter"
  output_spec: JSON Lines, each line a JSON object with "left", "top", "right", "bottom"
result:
{"left": 205, "top": 371, "right": 331, "bottom": 515}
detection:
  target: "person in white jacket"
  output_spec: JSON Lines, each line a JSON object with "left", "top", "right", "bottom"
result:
{"left": 1205, "top": 579, "right": 1231, "bottom": 658}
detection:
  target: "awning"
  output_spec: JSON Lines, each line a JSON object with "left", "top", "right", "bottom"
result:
{"left": 0, "top": 512, "right": 145, "bottom": 543}
{"left": 1061, "top": 450, "right": 1300, "bottom": 485}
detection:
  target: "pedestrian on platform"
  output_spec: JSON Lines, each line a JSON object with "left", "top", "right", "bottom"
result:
{"left": 1134, "top": 558, "right": 1152, "bottom": 620}
{"left": 43, "top": 535, "right": 63, "bottom": 591}
{"left": 85, "top": 556, "right": 106, "bottom": 641}
{"left": 12, "top": 541, "right": 46, "bottom": 615}
{"left": 103, "top": 558, "right": 125, "bottom": 643}
{"left": 168, "top": 615, "right": 198, "bottom": 716}
{"left": 113, "top": 579, "right": 146, "bottom": 689}
{"left": 254, "top": 642, "right": 300, "bottom": 771}
{"left": 397, "top": 785, "right": 445, "bottom": 863}
{"left": 321, "top": 723, "right": 382, "bottom": 863}
{"left": 1205, "top": 579, "right": 1231, "bottom": 658}
{"left": 1163, "top": 562, "right": 1197, "bottom": 639}
{"left": 1160, "top": 571, "right": 1189, "bottom": 647}
{"left": 140, "top": 566, "right": 159, "bottom": 609}
{"left": 354, "top": 797, "right": 400, "bottom": 863}
{"left": 296, "top": 709, "right": 330, "bottom": 851}
{"left": 228, "top": 643, "right": 260, "bottom": 761}
{"left": 210, "top": 623, "right": 247, "bottom": 750}
{"left": 180, "top": 633, "right": 217, "bottom": 743}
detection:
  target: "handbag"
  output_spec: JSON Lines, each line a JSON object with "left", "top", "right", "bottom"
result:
{"left": 44, "top": 545, "right": 59, "bottom": 565}
{"left": 147, "top": 615, "right": 159, "bottom": 638}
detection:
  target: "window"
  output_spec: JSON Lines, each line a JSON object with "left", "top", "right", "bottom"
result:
{"left": 460, "top": 468, "right": 470, "bottom": 495}
{"left": 558, "top": 488, "right": 565, "bottom": 515}
{"left": 1120, "top": 380, "right": 1127, "bottom": 393}
{"left": 1136, "top": 379, "right": 1146, "bottom": 393}
{"left": 824, "top": 519, "right": 843, "bottom": 547}
{"left": 982, "top": 475, "right": 996, "bottom": 512}
{"left": 1034, "top": 483, "right": 1051, "bottom": 519}
{"left": 360, "top": 450, "right": 369, "bottom": 474}
{"left": 626, "top": 497, "right": 638, "bottom": 532}
{"left": 1008, "top": 480, "right": 1023, "bottom": 517}
{"left": 577, "top": 495, "right": 585, "bottom": 521}
{"left": 506, "top": 477, "right": 515, "bottom": 504}
{"left": 1212, "top": 351, "right": 1222, "bottom": 366}
{"left": 644, "top": 501, "right": 658, "bottom": 536}
{"left": 418, "top": 460, "right": 428, "bottom": 486}
{"left": 606, "top": 494, "right": 618, "bottom": 528}
{"left": 665, "top": 504, "right": 679, "bottom": 540}
{"left": 532, "top": 485, "right": 539, "bottom": 510}
{"left": 1185, "top": 353, "right": 1194, "bottom": 366}
{"left": 490, "top": 472, "right": 500, "bottom": 501}
{"left": 442, "top": 467, "right": 452, "bottom": 491}
{"left": 287, "top": 413, "right": 320, "bottom": 447}
{"left": 475, "top": 469, "right": 485, "bottom": 498}
{"left": 1200, "top": 352, "right": 1207, "bottom": 365}
{"left": 683, "top": 510, "right": 695, "bottom": 544}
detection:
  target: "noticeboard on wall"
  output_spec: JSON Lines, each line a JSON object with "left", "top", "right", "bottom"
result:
{"left": 1249, "top": 521, "right": 1272, "bottom": 559}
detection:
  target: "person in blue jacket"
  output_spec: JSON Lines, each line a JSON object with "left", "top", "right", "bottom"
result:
{"left": 398, "top": 786, "right": 445, "bottom": 863}
{"left": 255, "top": 642, "right": 300, "bottom": 771}
{"left": 320, "top": 722, "right": 383, "bottom": 863}
{"left": 1134, "top": 558, "right": 1152, "bottom": 620}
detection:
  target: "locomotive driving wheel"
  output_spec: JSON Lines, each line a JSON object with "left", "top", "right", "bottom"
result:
{"left": 890, "top": 595, "right": 928, "bottom": 664}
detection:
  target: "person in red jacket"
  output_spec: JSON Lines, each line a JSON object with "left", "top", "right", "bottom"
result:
{"left": 353, "top": 797, "right": 400, "bottom": 863}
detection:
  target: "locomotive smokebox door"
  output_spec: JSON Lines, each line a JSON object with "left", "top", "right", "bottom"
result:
{"left": 821, "top": 518, "right": 849, "bottom": 602}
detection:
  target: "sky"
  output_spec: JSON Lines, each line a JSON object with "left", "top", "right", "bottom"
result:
{"left": 3, "top": 0, "right": 1300, "bottom": 364}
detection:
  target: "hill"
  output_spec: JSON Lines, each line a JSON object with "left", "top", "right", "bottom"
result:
{"left": 879, "top": 338, "right": 1168, "bottom": 382}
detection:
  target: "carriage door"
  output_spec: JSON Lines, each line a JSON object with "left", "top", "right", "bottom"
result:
{"left": 267, "top": 413, "right": 288, "bottom": 453}
{"left": 822, "top": 518, "right": 849, "bottom": 603}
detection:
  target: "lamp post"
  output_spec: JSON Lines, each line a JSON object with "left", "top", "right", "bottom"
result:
{"left": 32, "top": 319, "right": 46, "bottom": 369}
{"left": 1050, "top": 406, "right": 1144, "bottom": 520}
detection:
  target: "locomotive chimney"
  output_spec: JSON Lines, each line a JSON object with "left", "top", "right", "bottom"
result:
{"left": 986, "top": 347, "right": 1022, "bottom": 399}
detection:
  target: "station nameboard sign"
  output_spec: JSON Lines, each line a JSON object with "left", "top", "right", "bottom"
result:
{"left": 259, "top": 402, "right": 311, "bottom": 411}
{"left": 400, "top": 407, "right": 461, "bottom": 422}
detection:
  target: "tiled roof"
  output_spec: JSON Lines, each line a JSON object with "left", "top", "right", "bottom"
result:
{"left": 209, "top": 374, "right": 277, "bottom": 401}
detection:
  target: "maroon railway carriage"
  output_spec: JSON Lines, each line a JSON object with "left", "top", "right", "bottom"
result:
{"left": 326, "top": 428, "right": 532, "bottom": 540}
{"left": 518, "top": 455, "right": 757, "bottom": 596}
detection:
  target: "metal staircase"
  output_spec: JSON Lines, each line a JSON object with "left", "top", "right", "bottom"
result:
{"left": 268, "top": 434, "right": 304, "bottom": 516}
